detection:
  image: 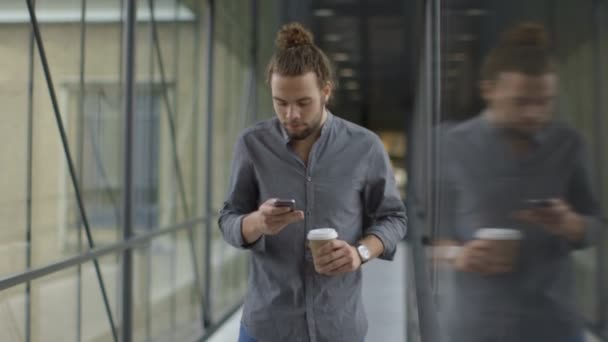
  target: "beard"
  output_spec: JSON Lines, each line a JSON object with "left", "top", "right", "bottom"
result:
{"left": 287, "top": 125, "right": 316, "bottom": 140}
{"left": 503, "top": 126, "right": 535, "bottom": 140}
{"left": 502, "top": 121, "right": 546, "bottom": 141}
{"left": 284, "top": 100, "right": 326, "bottom": 141}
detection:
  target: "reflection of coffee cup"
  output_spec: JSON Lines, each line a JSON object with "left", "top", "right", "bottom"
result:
{"left": 475, "top": 228, "right": 522, "bottom": 263}
{"left": 307, "top": 228, "right": 338, "bottom": 256}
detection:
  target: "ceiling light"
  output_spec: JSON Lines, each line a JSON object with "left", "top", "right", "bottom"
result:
{"left": 465, "top": 8, "right": 487, "bottom": 16}
{"left": 345, "top": 81, "right": 360, "bottom": 90}
{"left": 456, "top": 34, "right": 475, "bottom": 42}
{"left": 332, "top": 53, "right": 349, "bottom": 62}
{"left": 324, "top": 34, "right": 342, "bottom": 42}
{"left": 314, "top": 9, "right": 335, "bottom": 17}
{"left": 446, "top": 69, "right": 460, "bottom": 78}
{"left": 339, "top": 68, "right": 355, "bottom": 77}
{"left": 447, "top": 53, "right": 466, "bottom": 62}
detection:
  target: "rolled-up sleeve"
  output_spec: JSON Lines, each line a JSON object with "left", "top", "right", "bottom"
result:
{"left": 363, "top": 136, "right": 408, "bottom": 260}
{"left": 218, "top": 134, "right": 265, "bottom": 252}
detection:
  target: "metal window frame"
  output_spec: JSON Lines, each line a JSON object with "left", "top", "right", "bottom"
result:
{"left": 0, "top": 217, "right": 205, "bottom": 292}
{"left": 591, "top": 0, "right": 607, "bottom": 336}
{"left": 202, "top": 0, "right": 216, "bottom": 327}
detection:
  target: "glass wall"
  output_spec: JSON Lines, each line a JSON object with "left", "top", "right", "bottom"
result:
{"left": 0, "top": 0, "right": 280, "bottom": 341}
{"left": 407, "top": 0, "right": 608, "bottom": 341}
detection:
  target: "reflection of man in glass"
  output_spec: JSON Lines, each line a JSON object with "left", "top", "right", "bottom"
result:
{"left": 436, "top": 23, "right": 601, "bottom": 342}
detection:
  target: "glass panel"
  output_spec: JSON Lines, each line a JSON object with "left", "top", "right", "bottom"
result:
{"left": 213, "top": 0, "right": 256, "bottom": 212}
{"left": 28, "top": 0, "right": 88, "bottom": 269}
{"left": 420, "top": 0, "right": 607, "bottom": 340}
{"left": 81, "top": 254, "right": 120, "bottom": 342}
{"left": 256, "top": 0, "right": 281, "bottom": 120}
{"left": 77, "top": 0, "right": 124, "bottom": 252}
{"left": 210, "top": 236, "right": 248, "bottom": 321}
{"left": 132, "top": 230, "right": 204, "bottom": 341}
{"left": 175, "top": 229, "right": 203, "bottom": 334}
{"left": 209, "top": 1, "right": 254, "bottom": 322}
{"left": 0, "top": 285, "right": 27, "bottom": 341}
{"left": 0, "top": 2, "right": 29, "bottom": 279}
{"left": 31, "top": 268, "right": 79, "bottom": 342}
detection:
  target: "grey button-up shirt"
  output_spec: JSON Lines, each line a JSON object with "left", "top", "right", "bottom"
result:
{"left": 219, "top": 113, "right": 407, "bottom": 342}
{"left": 437, "top": 114, "right": 602, "bottom": 342}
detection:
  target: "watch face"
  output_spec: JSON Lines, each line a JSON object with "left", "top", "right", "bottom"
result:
{"left": 358, "top": 245, "right": 370, "bottom": 260}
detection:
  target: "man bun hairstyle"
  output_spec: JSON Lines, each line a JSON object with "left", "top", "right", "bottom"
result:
{"left": 267, "top": 22, "right": 336, "bottom": 91}
{"left": 276, "top": 23, "right": 315, "bottom": 49}
{"left": 481, "top": 22, "right": 555, "bottom": 81}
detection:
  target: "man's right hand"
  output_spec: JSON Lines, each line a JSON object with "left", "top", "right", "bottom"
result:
{"left": 242, "top": 199, "right": 304, "bottom": 244}
{"left": 453, "top": 239, "right": 515, "bottom": 275}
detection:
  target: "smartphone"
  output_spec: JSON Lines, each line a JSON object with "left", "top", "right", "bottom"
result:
{"left": 274, "top": 199, "right": 296, "bottom": 211}
{"left": 525, "top": 199, "right": 553, "bottom": 209}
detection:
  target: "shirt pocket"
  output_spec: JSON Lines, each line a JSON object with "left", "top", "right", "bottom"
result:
{"left": 313, "top": 176, "right": 365, "bottom": 243}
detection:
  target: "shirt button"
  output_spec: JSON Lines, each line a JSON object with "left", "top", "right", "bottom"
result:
{"left": 306, "top": 176, "right": 312, "bottom": 182}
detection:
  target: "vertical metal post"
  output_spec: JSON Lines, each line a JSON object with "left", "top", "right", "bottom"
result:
{"left": 190, "top": 0, "right": 204, "bottom": 324}
{"left": 250, "top": 0, "right": 259, "bottom": 122}
{"left": 203, "top": 0, "right": 216, "bottom": 327}
{"left": 591, "top": 0, "right": 607, "bottom": 332}
{"left": 117, "top": 0, "right": 126, "bottom": 282}
{"left": 24, "top": 1, "right": 37, "bottom": 341}
{"left": 121, "top": 0, "right": 137, "bottom": 341}
{"left": 411, "top": 1, "right": 442, "bottom": 341}
{"left": 144, "top": 6, "right": 155, "bottom": 340}
{"left": 170, "top": 0, "right": 180, "bottom": 330}
{"left": 76, "top": 0, "right": 88, "bottom": 341}
{"left": 431, "top": 0, "right": 442, "bottom": 231}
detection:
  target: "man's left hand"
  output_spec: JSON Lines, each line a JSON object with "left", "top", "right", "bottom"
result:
{"left": 513, "top": 198, "right": 585, "bottom": 242}
{"left": 313, "top": 240, "right": 361, "bottom": 276}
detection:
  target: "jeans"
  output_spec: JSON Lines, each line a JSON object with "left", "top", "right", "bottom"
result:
{"left": 238, "top": 324, "right": 366, "bottom": 342}
{"left": 568, "top": 332, "right": 586, "bottom": 342}
{"left": 238, "top": 324, "right": 257, "bottom": 342}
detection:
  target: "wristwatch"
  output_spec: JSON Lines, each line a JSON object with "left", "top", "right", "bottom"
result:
{"left": 356, "top": 243, "right": 371, "bottom": 264}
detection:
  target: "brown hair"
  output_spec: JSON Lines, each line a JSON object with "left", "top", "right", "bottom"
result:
{"left": 481, "top": 22, "right": 555, "bottom": 81}
{"left": 266, "top": 22, "right": 336, "bottom": 90}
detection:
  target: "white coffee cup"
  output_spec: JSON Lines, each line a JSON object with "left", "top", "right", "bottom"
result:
{"left": 475, "top": 228, "right": 522, "bottom": 262}
{"left": 475, "top": 228, "right": 522, "bottom": 241}
{"left": 307, "top": 228, "right": 338, "bottom": 255}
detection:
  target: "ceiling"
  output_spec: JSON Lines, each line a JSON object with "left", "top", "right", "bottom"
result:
{"left": 280, "top": 0, "right": 512, "bottom": 129}
{"left": 302, "top": 0, "right": 532, "bottom": 129}
{"left": 309, "top": 0, "right": 413, "bottom": 130}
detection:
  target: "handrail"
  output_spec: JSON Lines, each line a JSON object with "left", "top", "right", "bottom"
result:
{"left": 0, "top": 216, "right": 206, "bottom": 291}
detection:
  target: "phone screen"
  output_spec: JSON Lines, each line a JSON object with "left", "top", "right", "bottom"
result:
{"left": 525, "top": 199, "right": 552, "bottom": 208}
{"left": 274, "top": 199, "right": 296, "bottom": 210}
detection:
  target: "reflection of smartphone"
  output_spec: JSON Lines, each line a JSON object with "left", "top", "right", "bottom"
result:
{"left": 525, "top": 199, "right": 553, "bottom": 209}
{"left": 274, "top": 199, "right": 296, "bottom": 211}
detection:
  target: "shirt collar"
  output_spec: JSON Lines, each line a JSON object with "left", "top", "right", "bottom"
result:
{"left": 480, "top": 110, "right": 551, "bottom": 146}
{"left": 279, "top": 111, "right": 334, "bottom": 144}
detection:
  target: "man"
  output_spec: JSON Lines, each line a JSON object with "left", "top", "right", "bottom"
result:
{"left": 436, "top": 22, "right": 602, "bottom": 342}
{"left": 218, "top": 22, "right": 407, "bottom": 342}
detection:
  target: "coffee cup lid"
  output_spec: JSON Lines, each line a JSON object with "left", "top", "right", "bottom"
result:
{"left": 307, "top": 228, "right": 338, "bottom": 240}
{"left": 475, "top": 228, "right": 522, "bottom": 240}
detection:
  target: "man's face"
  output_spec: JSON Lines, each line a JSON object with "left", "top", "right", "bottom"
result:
{"left": 271, "top": 72, "right": 330, "bottom": 141}
{"left": 483, "top": 72, "right": 557, "bottom": 137}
